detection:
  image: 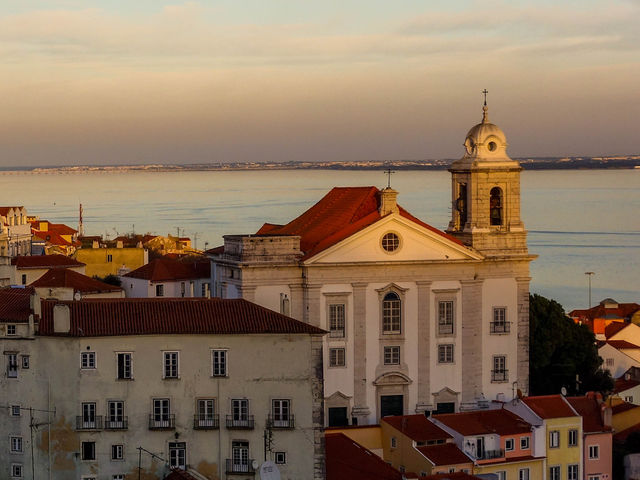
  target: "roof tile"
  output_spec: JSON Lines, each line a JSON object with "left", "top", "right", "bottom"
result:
{"left": 522, "top": 395, "right": 579, "bottom": 419}
{"left": 326, "top": 433, "right": 403, "bottom": 480}
{"left": 12, "top": 254, "right": 85, "bottom": 269}
{"left": 30, "top": 269, "right": 122, "bottom": 293}
{"left": 433, "top": 409, "right": 532, "bottom": 436}
{"left": 382, "top": 415, "right": 452, "bottom": 442}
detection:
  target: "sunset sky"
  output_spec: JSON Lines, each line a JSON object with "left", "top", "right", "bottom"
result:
{"left": 1, "top": 0, "right": 639, "bottom": 166}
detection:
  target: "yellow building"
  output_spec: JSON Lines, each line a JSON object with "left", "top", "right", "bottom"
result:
{"left": 73, "top": 244, "right": 148, "bottom": 278}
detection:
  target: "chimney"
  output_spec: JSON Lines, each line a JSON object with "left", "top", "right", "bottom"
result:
{"left": 53, "top": 304, "right": 71, "bottom": 333}
{"left": 92, "top": 240, "right": 99, "bottom": 249}
{"left": 116, "top": 240, "right": 123, "bottom": 249}
{"left": 379, "top": 187, "right": 399, "bottom": 216}
{"left": 601, "top": 403, "right": 612, "bottom": 429}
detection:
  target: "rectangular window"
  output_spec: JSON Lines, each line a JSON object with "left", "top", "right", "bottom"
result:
{"left": 272, "top": 399, "right": 291, "bottom": 428}
{"left": 113, "top": 476, "right": 125, "bottom": 480}
{"left": 589, "top": 444, "right": 599, "bottom": 459}
{"left": 107, "top": 401, "right": 125, "bottom": 429}
{"left": 391, "top": 437, "right": 397, "bottom": 448}
{"left": 180, "top": 282, "right": 186, "bottom": 297}
{"left": 384, "top": 346, "right": 400, "bottom": 365}
{"left": 625, "top": 395, "right": 634, "bottom": 403}
{"left": 11, "top": 464, "right": 23, "bottom": 478}
{"left": 21, "top": 355, "right": 29, "bottom": 369}
{"left": 152, "top": 398, "right": 171, "bottom": 428}
{"left": 107, "top": 254, "right": 113, "bottom": 262}
{"left": 496, "top": 472, "right": 506, "bottom": 480}
{"left": 10, "top": 436, "right": 23, "bottom": 453}
{"left": 549, "top": 430, "right": 560, "bottom": 448}
{"left": 550, "top": 466, "right": 560, "bottom": 480}
{"left": 114, "top": 352, "right": 132, "bottom": 380}
{"left": 491, "top": 307, "right": 510, "bottom": 333}
{"left": 196, "top": 399, "right": 217, "bottom": 428}
{"left": 81, "top": 441, "right": 96, "bottom": 461}
{"left": 275, "top": 451, "right": 286, "bottom": 464}
{"left": 438, "top": 301, "right": 454, "bottom": 335}
{"left": 505, "top": 438, "right": 514, "bottom": 451}
{"left": 329, "top": 304, "right": 346, "bottom": 338}
{"left": 232, "top": 441, "right": 249, "bottom": 472}
{"left": 21, "top": 274, "right": 27, "bottom": 285}
{"left": 438, "top": 344, "right": 454, "bottom": 364}
{"left": 212, "top": 350, "right": 227, "bottom": 377}
{"left": 568, "top": 464, "right": 579, "bottom": 480}
{"left": 492, "top": 355, "right": 508, "bottom": 382}
{"left": 163, "top": 351, "right": 179, "bottom": 379}
{"left": 81, "top": 352, "right": 96, "bottom": 369}
{"left": 520, "top": 436, "right": 530, "bottom": 449}
{"left": 519, "top": 468, "right": 529, "bottom": 480}
{"left": 7, "top": 324, "right": 16, "bottom": 335}
{"left": 606, "top": 357, "right": 614, "bottom": 366}
{"left": 569, "top": 428, "right": 578, "bottom": 446}
{"left": 329, "top": 348, "right": 345, "bottom": 367}
{"left": 7, "top": 353, "right": 18, "bottom": 378}
{"left": 11, "top": 405, "right": 21, "bottom": 416}
{"left": 155, "top": 284, "right": 164, "bottom": 297}
{"left": 81, "top": 402, "right": 97, "bottom": 429}
{"left": 111, "top": 444, "right": 124, "bottom": 460}
{"left": 232, "top": 399, "right": 249, "bottom": 421}
{"left": 169, "top": 442, "right": 186, "bottom": 469}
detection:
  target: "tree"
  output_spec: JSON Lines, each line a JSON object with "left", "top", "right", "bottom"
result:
{"left": 529, "top": 293, "right": 613, "bottom": 396}
{"left": 93, "top": 274, "right": 122, "bottom": 287}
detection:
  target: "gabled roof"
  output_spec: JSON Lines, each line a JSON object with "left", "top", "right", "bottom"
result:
{"left": 0, "top": 286, "right": 34, "bottom": 323}
{"left": 11, "top": 255, "right": 85, "bottom": 269}
{"left": 606, "top": 340, "right": 640, "bottom": 350}
{"left": 614, "top": 377, "right": 640, "bottom": 393}
{"left": 32, "top": 230, "right": 73, "bottom": 246}
{"left": 382, "top": 415, "right": 452, "bottom": 442}
{"left": 30, "top": 269, "right": 122, "bottom": 294}
{"left": 38, "top": 298, "right": 326, "bottom": 337}
{"left": 522, "top": 395, "right": 579, "bottom": 419}
{"left": 611, "top": 402, "right": 638, "bottom": 415}
{"left": 605, "top": 322, "right": 631, "bottom": 339}
{"left": 433, "top": 408, "right": 531, "bottom": 436}
{"left": 123, "top": 257, "right": 210, "bottom": 281}
{"left": 325, "top": 433, "right": 403, "bottom": 480}
{"left": 416, "top": 443, "right": 471, "bottom": 466}
{"left": 420, "top": 473, "right": 484, "bottom": 480}
{"left": 0, "top": 206, "right": 24, "bottom": 216}
{"left": 256, "top": 187, "right": 463, "bottom": 260}
{"left": 570, "top": 302, "right": 640, "bottom": 322}
{"left": 566, "top": 396, "right": 609, "bottom": 433}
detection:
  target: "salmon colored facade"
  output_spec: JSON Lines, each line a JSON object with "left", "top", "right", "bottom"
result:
{"left": 583, "top": 432, "right": 612, "bottom": 480}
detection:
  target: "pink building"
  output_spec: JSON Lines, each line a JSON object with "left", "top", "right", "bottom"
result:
{"left": 568, "top": 394, "right": 613, "bottom": 480}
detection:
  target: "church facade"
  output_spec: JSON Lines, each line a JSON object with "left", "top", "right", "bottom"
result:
{"left": 209, "top": 103, "right": 535, "bottom": 426}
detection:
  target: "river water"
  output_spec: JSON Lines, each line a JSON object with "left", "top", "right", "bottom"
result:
{"left": 2, "top": 168, "right": 638, "bottom": 312}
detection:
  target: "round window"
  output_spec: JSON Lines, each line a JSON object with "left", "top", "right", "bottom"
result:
{"left": 381, "top": 232, "right": 400, "bottom": 252}
{"left": 488, "top": 141, "right": 497, "bottom": 152}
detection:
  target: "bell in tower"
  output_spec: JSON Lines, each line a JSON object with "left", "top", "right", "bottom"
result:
{"left": 446, "top": 92, "right": 528, "bottom": 257}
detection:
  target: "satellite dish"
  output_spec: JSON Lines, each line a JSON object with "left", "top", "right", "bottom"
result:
{"left": 560, "top": 387, "right": 567, "bottom": 396}
{"left": 74, "top": 291, "right": 82, "bottom": 301}
{"left": 259, "top": 461, "right": 281, "bottom": 480}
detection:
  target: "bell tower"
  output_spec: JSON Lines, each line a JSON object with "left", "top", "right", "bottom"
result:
{"left": 446, "top": 94, "right": 528, "bottom": 257}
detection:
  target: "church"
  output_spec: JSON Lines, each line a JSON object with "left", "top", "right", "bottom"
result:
{"left": 208, "top": 100, "right": 535, "bottom": 426}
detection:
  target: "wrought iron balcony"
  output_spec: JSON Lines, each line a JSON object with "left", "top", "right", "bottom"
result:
{"left": 491, "top": 370, "right": 509, "bottom": 383}
{"left": 148, "top": 414, "right": 175, "bottom": 430}
{"left": 226, "top": 458, "right": 256, "bottom": 475}
{"left": 76, "top": 416, "right": 103, "bottom": 430}
{"left": 193, "top": 414, "right": 220, "bottom": 430}
{"left": 104, "top": 417, "right": 128, "bottom": 430}
{"left": 490, "top": 321, "right": 511, "bottom": 334}
{"left": 476, "top": 448, "right": 505, "bottom": 460}
{"left": 226, "top": 415, "right": 255, "bottom": 429}
{"left": 268, "top": 414, "right": 295, "bottom": 429}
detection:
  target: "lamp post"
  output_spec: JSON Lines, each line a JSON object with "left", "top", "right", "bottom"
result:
{"left": 585, "top": 271, "right": 595, "bottom": 308}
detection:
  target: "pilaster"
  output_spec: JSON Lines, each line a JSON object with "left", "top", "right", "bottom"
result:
{"left": 416, "top": 280, "right": 432, "bottom": 413}
{"left": 288, "top": 284, "right": 304, "bottom": 322}
{"left": 460, "top": 279, "right": 483, "bottom": 403}
{"left": 304, "top": 284, "right": 322, "bottom": 327}
{"left": 516, "top": 276, "right": 531, "bottom": 396}
{"left": 351, "top": 282, "right": 370, "bottom": 422}
{"left": 236, "top": 284, "right": 256, "bottom": 303}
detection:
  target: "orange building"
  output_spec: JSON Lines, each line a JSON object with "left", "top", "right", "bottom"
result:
{"left": 570, "top": 298, "right": 640, "bottom": 339}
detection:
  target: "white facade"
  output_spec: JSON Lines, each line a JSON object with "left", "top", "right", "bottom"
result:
{"left": 122, "top": 275, "right": 210, "bottom": 298}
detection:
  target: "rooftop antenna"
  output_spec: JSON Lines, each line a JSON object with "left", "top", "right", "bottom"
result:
{"left": 383, "top": 168, "right": 395, "bottom": 189}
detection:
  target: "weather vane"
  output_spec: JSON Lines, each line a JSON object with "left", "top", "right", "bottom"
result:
{"left": 383, "top": 168, "right": 395, "bottom": 189}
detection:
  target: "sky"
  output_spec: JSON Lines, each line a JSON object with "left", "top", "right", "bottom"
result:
{"left": 1, "top": 0, "right": 639, "bottom": 166}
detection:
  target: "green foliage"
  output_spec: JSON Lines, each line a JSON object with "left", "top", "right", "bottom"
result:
{"left": 529, "top": 293, "right": 613, "bottom": 396}
{"left": 93, "top": 274, "right": 122, "bottom": 287}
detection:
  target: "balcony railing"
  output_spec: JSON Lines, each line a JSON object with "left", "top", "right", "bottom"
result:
{"left": 76, "top": 416, "right": 103, "bottom": 430}
{"left": 490, "top": 322, "right": 511, "bottom": 334}
{"left": 104, "top": 417, "right": 128, "bottom": 430}
{"left": 226, "top": 458, "right": 256, "bottom": 475}
{"left": 268, "top": 414, "right": 295, "bottom": 429}
{"left": 226, "top": 415, "right": 255, "bottom": 429}
{"left": 491, "top": 370, "right": 509, "bottom": 383}
{"left": 194, "top": 414, "right": 220, "bottom": 430}
{"left": 438, "top": 323, "right": 454, "bottom": 335}
{"left": 476, "top": 448, "right": 505, "bottom": 460}
{"left": 148, "top": 414, "right": 175, "bottom": 430}
{"left": 329, "top": 329, "right": 345, "bottom": 338}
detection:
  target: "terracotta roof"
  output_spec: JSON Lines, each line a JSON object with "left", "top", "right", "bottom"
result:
{"left": 11, "top": 255, "right": 85, "bottom": 269}
{"left": 420, "top": 473, "right": 484, "bottom": 480}
{"left": 416, "top": 443, "right": 471, "bottom": 466}
{"left": 30, "top": 269, "right": 122, "bottom": 293}
{"left": 0, "top": 206, "right": 24, "bottom": 216}
{"left": 124, "top": 257, "right": 210, "bottom": 281}
{"left": 570, "top": 303, "right": 640, "bottom": 323}
{"left": 164, "top": 469, "right": 199, "bottom": 480}
{"left": 566, "top": 396, "right": 609, "bottom": 433}
{"left": 0, "top": 286, "right": 34, "bottom": 322}
{"left": 382, "top": 415, "right": 452, "bottom": 442}
{"left": 605, "top": 322, "right": 631, "bottom": 339}
{"left": 32, "top": 230, "right": 73, "bottom": 246}
{"left": 433, "top": 409, "right": 532, "bottom": 436}
{"left": 38, "top": 298, "right": 326, "bottom": 337}
{"left": 522, "top": 395, "right": 578, "bottom": 419}
{"left": 611, "top": 402, "right": 638, "bottom": 415}
{"left": 614, "top": 422, "right": 640, "bottom": 444}
{"left": 326, "top": 433, "right": 403, "bottom": 480}
{"left": 256, "top": 186, "right": 463, "bottom": 260}
{"left": 606, "top": 340, "right": 640, "bottom": 350}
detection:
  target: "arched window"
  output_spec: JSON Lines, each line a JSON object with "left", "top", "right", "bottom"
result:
{"left": 382, "top": 292, "right": 401, "bottom": 334}
{"left": 490, "top": 187, "right": 502, "bottom": 226}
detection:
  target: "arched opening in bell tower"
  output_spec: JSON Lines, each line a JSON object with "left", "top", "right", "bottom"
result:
{"left": 490, "top": 187, "right": 503, "bottom": 226}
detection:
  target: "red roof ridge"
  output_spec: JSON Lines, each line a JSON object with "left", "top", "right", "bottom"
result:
{"left": 30, "top": 269, "right": 122, "bottom": 293}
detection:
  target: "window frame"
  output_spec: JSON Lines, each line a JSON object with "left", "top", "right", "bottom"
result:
{"left": 329, "top": 348, "right": 346, "bottom": 367}
{"left": 568, "top": 428, "right": 578, "bottom": 447}
{"left": 549, "top": 430, "right": 560, "bottom": 449}
{"left": 80, "top": 351, "right": 96, "bottom": 370}
{"left": 81, "top": 441, "right": 96, "bottom": 461}
{"left": 568, "top": 464, "right": 579, "bottom": 480}
{"left": 274, "top": 451, "right": 287, "bottom": 465}
{"left": 21, "top": 355, "right": 29, "bottom": 369}
{"left": 212, "top": 349, "right": 227, "bottom": 377}
{"left": 155, "top": 284, "right": 164, "bottom": 297}
{"left": 10, "top": 405, "right": 21, "bottom": 416}
{"left": 589, "top": 444, "right": 599, "bottom": 459}
{"left": 550, "top": 465, "right": 560, "bottom": 480}
{"left": 168, "top": 441, "right": 187, "bottom": 470}
{"left": 116, "top": 352, "right": 132, "bottom": 380}
{"left": 11, "top": 464, "right": 23, "bottom": 479}
{"left": 437, "top": 344, "right": 454, "bottom": 364}
{"left": 163, "top": 351, "right": 179, "bottom": 379}
{"left": 232, "top": 398, "right": 250, "bottom": 421}
{"left": 505, "top": 438, "right": 514, "bottom": 451}
{"left": 382, "top": 292, "right": 402, "bottom": 334}
{"left": 10, "top": 436, "right": 23, "bottom": 453}
{"left": 7, "top": 353, "right": 18, "bottom": 378}
{"left": 383, "top": 346, "right": 401, "bottom": 365}
{"left": 7, "top": 324, "right": 17, "bottom": 336}
{"left": 111, "top": 444, "right": 124, "bottom": 461}
{"left": 518, "top": 467, "right": 529, "bottom": 480}
{"left": 520, "top": 436, "right": 530, "bottom": 450}
{"left": 492, "top": 355, "right": 508, "bottom": 382}
{"left": 328, "top": 303, "right": 346, "bottom": 338}
{"left": 437, "top": 300, "right": 455, "bottom": 336}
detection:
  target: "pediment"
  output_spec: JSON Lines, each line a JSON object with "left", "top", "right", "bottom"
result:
{"left": 325, "top": 391, "right": 352, "bottom": 401}
{"left": 373, "top": 371, "right": 412, "bottom": 386}
{"left": 305, "top": 214, "right": 482, "bottom": 264}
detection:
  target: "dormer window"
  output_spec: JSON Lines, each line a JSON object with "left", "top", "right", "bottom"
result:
{"left": 490, "top": 187, "right": 503, "bottom": 226}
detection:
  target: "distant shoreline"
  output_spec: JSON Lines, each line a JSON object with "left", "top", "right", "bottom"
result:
{"left": 0, "top": 156, "right": 639, "bottom": 174}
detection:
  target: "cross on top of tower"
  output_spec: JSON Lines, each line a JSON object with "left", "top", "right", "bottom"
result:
{"left": 482, "top": 89, "right": 489, "bottom": 123}
{"left": 383, "top": 168, "right": 395, "bottom": 189}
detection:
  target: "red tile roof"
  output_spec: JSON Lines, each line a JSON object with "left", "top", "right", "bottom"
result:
{"left": 420, "top": 473, "right": 484, "bottom": 480}
{"left": 382, "top": 415, "right": 452, "bottom": 442}
{"left": 0, "top": 206, "right": 24, "bottom": 216}
{"left": 605, "top": 322, "right": 631, "bottom": 339}
{"left": 164, "top": 469, "right": 199, "bottom": 480}
{"left": 614, "top": 377, "right": 640, "bottom": 393}
{"left": 30, "top": 269, "right": 122, "bottom": 294}
{"left": 614, "top": 422, "right": 640, "bottom": 444}
{"left": 611, "top": 402, "right": 638, "bottom": 415}
{"left": 38, "top": 298, "right": 326, "bottom": 337}
{"left": 570, "top": 302, "right": 640, "bottom": 323}
{"left": 124, "top": 257, "right": 210, "bottom": 282}
{"left": 256, "top": 187, "right": 463, "bottom": 260}
{"left": 12, "top": 255, "right": 85, "bottom": 269}
{"left": 522, "top": 395, "right": 578, "bottom": 419}
{"left": 0, "top": 286, "right": 34, "bottom": 322}
{"left": 416, "top": 443, "right": 471, "bottom": 466}
{"left": 433, "top": 409, "right": 532, "bottom": 436}
{"left": 32, "top": 230, "right": 73, "bottom": 246}
{"left": 326, "top": 433, "right": 403, "bottom": 480}
{"left": 566, "top": 396, "right": 609, "bottom": 433}
{"left": 606, "top": 340, "right": 640, "bottom": 350}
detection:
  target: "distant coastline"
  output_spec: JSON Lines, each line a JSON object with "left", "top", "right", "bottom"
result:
{"left": 1, "top": 155, "right": 639, "bottom": 174}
